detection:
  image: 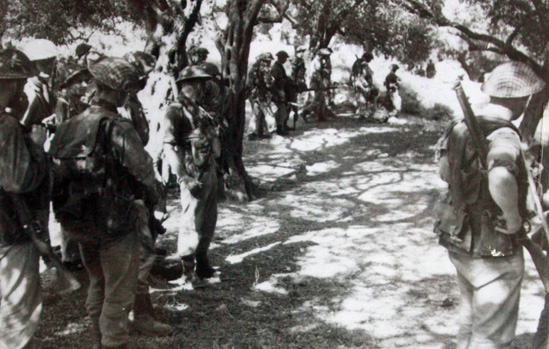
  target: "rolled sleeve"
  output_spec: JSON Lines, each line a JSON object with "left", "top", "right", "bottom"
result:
{"left": 486, "top": 127, "right": 521, "bottom": 176}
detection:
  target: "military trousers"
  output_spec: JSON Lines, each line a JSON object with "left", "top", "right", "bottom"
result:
{"left": 80, "top": 232, "right": 139, "bottom": 348}
{"left": 449, "top": 250, "right": 524, "bottom": 349}
{"left": 0, "top": 242, "right": 41, "bottom": 349}
{"left": 177, "top": 163, "right": 218, "bottom": 258}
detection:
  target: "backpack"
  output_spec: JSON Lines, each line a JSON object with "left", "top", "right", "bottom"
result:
{"left": 49, "top": 107, "right": 133, "bottom": 237}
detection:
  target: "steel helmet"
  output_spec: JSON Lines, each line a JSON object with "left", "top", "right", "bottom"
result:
{"left": 481, "top": 61, "right": 545, "bottom": 98}
{"left": 21, "top": 39, "right": 58, "bottom": 61}
{"left": 123, "top": 51, "right": 156, "bottom": 77}
{"left": 176, "top": 66, "right": 212, "bottom": 83}
{"left": 75, "top": 43, "right": 93, "bottom": 59}
{"left": 57, "top": 62, "right": 89, "bottom": 89}
{"left": 88, "top": 57, "right": 140, "bottom": 91}
{"left": 276, "top": 51, "right": 289, "bottom": 59}
{"left": 257, "top": 53, "right": 274, "bottom": 62}
{"left": 0, "top": 48, "right": 33, "bottom": 79}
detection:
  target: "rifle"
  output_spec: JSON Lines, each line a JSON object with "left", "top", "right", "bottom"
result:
{"left": 453, "top": 80, "right": 549, "bottom": 292}
{"left": 8, "top": 193, "right": 81, "bottom": 295}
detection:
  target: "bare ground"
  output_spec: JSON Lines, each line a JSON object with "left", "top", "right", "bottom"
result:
{"left": 36, "top": 115, "right": 545, "bottom": 348}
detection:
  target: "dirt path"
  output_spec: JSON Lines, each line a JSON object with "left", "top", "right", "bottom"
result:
{"left": 38, "top": 116, "right": 545, "bottom": 348}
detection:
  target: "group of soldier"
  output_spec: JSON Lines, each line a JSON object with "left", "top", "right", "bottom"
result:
{"left": 0, "top": 38, "right": 227, "bottom": 349}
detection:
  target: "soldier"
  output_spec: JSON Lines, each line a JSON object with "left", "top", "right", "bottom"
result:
{"left": 49, "top": 57, "right": 162, "bottom": 349}
{"left": 271, "top": 50, "right": 291, "bottom": 135}
{"left": 0, "top": 48, "right": 49, "bottom": 349}
{"left": 122, "top": 51, "right": 157, "bottom": 146}
{"left": 248, "top": 53, "right": 275, "bottom": 140}
{"left": 302, "top": 48, "right": 335, "bottom": 122}
{"left": 161, "top": 66, "right": 220, "bottom": 286}
{"left": 288, "top": 46, "right": 307, "bottom": 129}
{"left": 20, "top": 39, "right": 59, "bottom": 127}
{"left": 383, "top": 64, "right": 401, "bottom": 117}
{"left": 120, "top": 50, "right": 174, "bottom": 336}
{"left": 426, "top": 59, "right": 436, "bottom": 79}
{"left": 53, "top": 63, "right": 91, "bottom": 124}
{"left": 351, "top": 52, "right": 378, "bottom": 120}
{"left": 435, "top": 61, "right": 545, "bottom": 348}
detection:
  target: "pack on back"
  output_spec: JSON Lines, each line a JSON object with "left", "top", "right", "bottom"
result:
{"left": 48, "top": 107, "right": 116, "bottom": 236}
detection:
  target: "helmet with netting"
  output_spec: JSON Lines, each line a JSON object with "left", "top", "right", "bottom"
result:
{"left": 88, "top": 57, "right": 140, "bottom": 91}
{"left": 257, "top": 53, "right": 274, "bottom": 62}
{"left": 481, "top": 61, "right": 545, "bottom": 98}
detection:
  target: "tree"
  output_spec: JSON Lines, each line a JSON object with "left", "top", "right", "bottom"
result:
{"left": 206, "top": 0, "right": 288, "bottom": 201}
{"left": 397, "top": 0, "right": 549, "bottom": 140}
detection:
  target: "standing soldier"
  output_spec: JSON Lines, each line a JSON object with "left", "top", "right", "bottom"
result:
{"left": 53, "top": 63, "right": 91, "bottom": 124}
{"left": 122, "top": 51, "right": 157, "bottom": 146}
{"left": 161, "top": 66, "right": 220, "bottom": 286}
{"left": 0, "top": 48, "right": 49, "bottom": 349}
{"left": 20, "top": 39, "right": 59, "bottom": 127}
{"left": 351, "top": 52, "right": 378, "bottom": 120}
{"left": 122, "top": 50, "right": 173, "bottom": 337}
{"left": 288, "top": 45, "right": 307, "bottom": 129}
{"left": 383, "top": 64, "right": 402, "bottom": 117}
{"left": 271, "top": 50, "right": 291, "bottom": 135}
{"left": 302, "top": 48, "right": 335, "bottom": 122}
{"left": 49, "top": 57, "right": 162, "bottom": 349}
{"left": 426, "top": 59, "right": 436, "bottom": 79}
{"left": 248, "top": 53, "right": 274, "bottom": 140}
{"left": 435, "top": 61, "right": 545, "bottom": 348}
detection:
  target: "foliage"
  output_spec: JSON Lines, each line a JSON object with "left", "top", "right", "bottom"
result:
{"left": 424, "top": 102, "right": 454, "bottom": 121}
{"left": 0, "top": 0, "right": 181, "bottom": 44}
{"left": 288, "top": 0, "right": 435, "bottom": 66}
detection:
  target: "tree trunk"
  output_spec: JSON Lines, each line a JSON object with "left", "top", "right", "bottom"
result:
{"left": 218, "top": 0, "right": 268, "bottom": 201}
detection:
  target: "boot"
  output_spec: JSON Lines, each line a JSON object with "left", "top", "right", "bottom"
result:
{"left": 195, "top": 252, "right": 216, "bottom": 279}
{"left": 181, "top": 255, "right": 195, "bottom": 282}
{"left": 132, "top": 293, "right": 173, "bottom": 337}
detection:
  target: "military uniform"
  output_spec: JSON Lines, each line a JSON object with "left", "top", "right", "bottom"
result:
{"left": 351, "top": 53, "right": 378, "bottom": 119}
{"left": 0, "top": 48, "right": 48, "bottom": 349}
{"left": 436, "top": 62, "right": 545, "bottom": 348}
{"left": 271, "top": 51, "right": 291, "bottom": 134}
{"left": 162, "top": 66, "right": 220, "bottom": 282}
{"left": 248, "top": 53, "right": 274, "bottom": 138}
{"left": 50, "top": 57, "right": 161, "bottom": 349}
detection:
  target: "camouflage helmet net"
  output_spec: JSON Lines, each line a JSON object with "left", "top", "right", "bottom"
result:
{"left": 176, "top": 66, "right": 212, "bottom": 83}
{"left": 88, "top": 57, "right": 140, "bottom": 91}
{"left": 481, "top": 61, "right": 545, "bottom": 98}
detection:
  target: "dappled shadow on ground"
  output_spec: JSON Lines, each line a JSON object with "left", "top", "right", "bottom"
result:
{"left": 36, "top": 117, "right": 544, "bottom": 348}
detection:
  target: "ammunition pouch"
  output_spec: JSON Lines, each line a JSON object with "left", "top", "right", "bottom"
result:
{"left": 434, "top": 192, "right": 471, "bottom": 253}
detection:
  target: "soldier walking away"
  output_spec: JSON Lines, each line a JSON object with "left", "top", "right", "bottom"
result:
{"left": 248, "top": 53, "right": 275, "bottom": 140}
{"left": 0, "top": 48, "right": 49, "bottom": 349}
{"left": 161, "top": 66, "right": 221, "bottom": 288}
{"left": 288, "top": 45, "right": 307, "bottom": 129}
{"left": 271, "top": 50, "right": 291, "bottom": 135}
{"left": 350, "top": 52, "right": 378, "bottom": 120}
{"left": 49, "top": 57, "right": 163, "bottom": 349}
{"left": 435, "top": 61, "right": 545, "bottom": 349}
